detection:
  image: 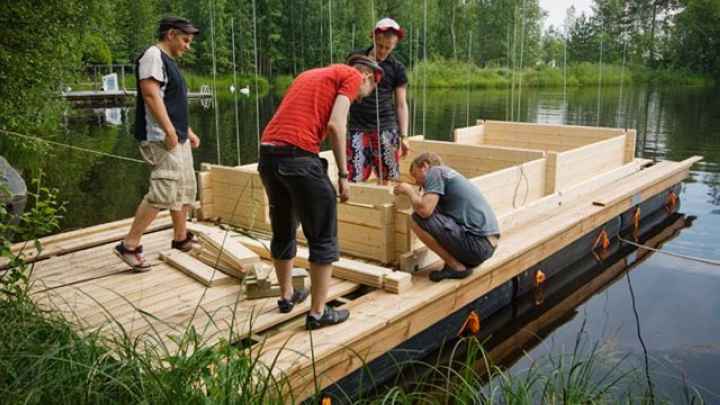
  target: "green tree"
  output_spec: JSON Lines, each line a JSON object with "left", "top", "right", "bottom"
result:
{"left": 668, "top": 0, "right": 720, "bottom": 77}
{"left": 0, "top": 1, "right": 93, "bottom": 131}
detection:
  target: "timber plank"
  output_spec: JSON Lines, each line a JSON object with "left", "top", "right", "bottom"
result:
{"left": 255, "top": 157, "right": 698, "bottom": 401}
{"left": 159, "top": 250, "right": 237, "bottom": 287}
{"left": 3, "top": 211, "right": 173, "bottom": 269}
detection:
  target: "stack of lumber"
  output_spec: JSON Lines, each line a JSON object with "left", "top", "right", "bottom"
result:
{"left": 382, "top": 271, "right": 413, "bottom": 294}
{"left": 232, "top": 232, "right": 413, "bottom": 294}
{"left": 159, "top": 250, "right": 236, "bottom": 287}
{"left": 185, "top": 223, "right": 261, "bottom": 278}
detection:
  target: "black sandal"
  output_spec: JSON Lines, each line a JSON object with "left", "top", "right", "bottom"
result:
{"left": 171, "top": 230, "right": 198, "bottom": 252}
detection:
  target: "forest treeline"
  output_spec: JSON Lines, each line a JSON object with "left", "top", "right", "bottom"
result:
{"left": 1, "top": 0, "right": 718, "bottom": 131}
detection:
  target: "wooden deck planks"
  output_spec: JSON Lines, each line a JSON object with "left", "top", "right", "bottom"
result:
{"left": 2, "top": 211, "right": 173, "bottom": 269}
{"left": 253, "top": 157, "right": 700, "bottom": 401}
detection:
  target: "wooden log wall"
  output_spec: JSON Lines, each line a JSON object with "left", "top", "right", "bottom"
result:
{"left": 197, "top": 121, "right": 633, "bottom": 267}
{"left": 545, "top": 135, "right": 627, "bottom": 194}
{"left": 198, "top": 164, "right": 271, "bottom": 234}
{"left": 479, "top": 120, "right": 626, "bottom": 151}
{"left": 399, "top": 137, "right": 546, "bottom": 180}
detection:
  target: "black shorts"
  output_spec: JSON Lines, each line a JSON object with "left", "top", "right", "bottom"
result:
{"left": 258, "top": 145, "right": 338, "bottom": 264}
{"left": 412, "top": 212, "right": 496, "bottom": 268}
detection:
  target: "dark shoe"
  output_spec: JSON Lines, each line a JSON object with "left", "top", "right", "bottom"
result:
{"left": 114, "top": 243, "right": 152, "bottom": 272}
{"left": 429, "top": 265, "right": 473, "bottom": 282}
{"left": 171, "top": 230, "right": 198, "bottom": 252}
{"left": 277, "top": 288, "right": 309, "bottom": 313}
{"left": 305, "top": 305, "right": 350, "bottom": 330}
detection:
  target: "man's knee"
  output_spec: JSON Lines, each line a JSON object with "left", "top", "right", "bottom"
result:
{"left": 307, "top": 237, "right": 338, "bottom": 264}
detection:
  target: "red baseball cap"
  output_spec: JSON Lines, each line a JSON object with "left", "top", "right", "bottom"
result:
{"left": 373, "top": 18, "right": 404, "bottom": 40}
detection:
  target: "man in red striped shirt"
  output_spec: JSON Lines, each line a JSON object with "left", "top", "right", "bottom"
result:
{"left": 259, "top": 55, "right": 382, "bottom": 330}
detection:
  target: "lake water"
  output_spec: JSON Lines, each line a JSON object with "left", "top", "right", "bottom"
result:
{"left": 2, "top": 84, "right": 719, "bottom": 402}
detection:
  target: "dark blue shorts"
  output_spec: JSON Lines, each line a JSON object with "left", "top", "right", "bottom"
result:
{"left": 258, "top": 145, "right": 338, "bottom": 264}
{"left": 412, "top": 212, "right": 496, "bottom": 268}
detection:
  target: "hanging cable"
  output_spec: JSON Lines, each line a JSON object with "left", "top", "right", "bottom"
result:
{"left": 509, "top": 4, "right": 518, "bottom": 122}
{"left": 625, "top": 269, "right": 656, "bottom": 404}
{"left": 209, "top": 0, "right": 222, "bottom": 164}
{"left": 370, "top": 0, "right": 384, "bottom": 184}
{"left": 466, "top": 31, "right": 472, "bottom": 127}
{"left": 505, "top": 25, "right": 511, "bottom": 121}
{"left": 231, "top": 17, "right": 242, "bottom": 166}
{"left": 412, "top": 25, "right": 419, "bottom": 137}
{"left": 597, "top": 28, "right": 604, "bottom": 127}
{"left": 516, "top": 0, "right": 527, "bottom": 121}
{"left": 252, "top": 0, "right": 261, "bottom": 159}
{"left": 328, "top": 0, "right": 333, "bottom": 64}
{"left": 563, "top": 16, "right": 568, "bottom": 106}
{"left": 409, "top": 23, "right": 414, "bottom": 137}
{"left": 618, "top": 35, "right": 628, "bottom": 127}
{"left": 422, "top": 0, "right": 428, "bottom": 136}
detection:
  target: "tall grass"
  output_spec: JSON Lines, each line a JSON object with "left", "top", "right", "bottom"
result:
{"left": 0, "top": 177, "right": 709, "bottom": 404}
{"left": 409, "top": 59, "right": 714, "bottom": 89}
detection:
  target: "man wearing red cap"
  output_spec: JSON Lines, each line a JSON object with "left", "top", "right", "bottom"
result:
{"left": 259, "top": 55, "right": 382, "bottom": 330}
{"left": 347, "top": 17, "right": 409, "bottom": 184}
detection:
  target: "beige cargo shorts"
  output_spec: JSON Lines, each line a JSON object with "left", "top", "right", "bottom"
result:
{"left": 139, "top": 140, "right": 197, "bottom": 211}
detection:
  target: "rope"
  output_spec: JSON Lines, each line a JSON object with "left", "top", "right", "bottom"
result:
{"left": 512, "top": 163, "right": 529, "bottom": 209}
{"left": 371, "top": 0, "right": 384, "bottom": 184}
{"left": 618, "top": 235, "right": 720, "bottom": 266}
{"left": 252, "top": 0, "right": 261, "bottom": 159}
{"left": 1, "top": 129, "right": 145, "bottom": 164}
{"left": 509, "top": 6, "right": 518, "bottom": 122}
{"left": 596, "top": 28, "right": 604, "bottom": 127}
{"left": 231, "top": 17, "right": 242, "bottom": 166}
{"left": 465, "top": 31, "right": 472, "bottom": 127}
{"left": 422, "top": 0, "right": 428, "bottom": 136}
{"left": 209, "top": 0, "right": 222, "bottom": 164}
{"left": 563, "top": 18, "right": 568, "bottom": 105}
{"left": 516, "top": 0, "right": 526, "bottom": 120}
{"left": 625, "top": 270, "right": 656, "bottom": 404}
{"left": 328, "top": 0, "right": 333, "bottom": 64}
{"left": 618, "top": 35, "right": 628, "bottom": 127}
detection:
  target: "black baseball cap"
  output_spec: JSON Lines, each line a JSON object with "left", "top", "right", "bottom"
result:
{"left": 346, "top": 54, "right": 384, "bottom": 83}
{"left": 158, "top": 16, "right": 200, "bottom": 37}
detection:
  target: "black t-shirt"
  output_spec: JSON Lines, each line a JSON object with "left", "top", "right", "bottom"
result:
{"left": 348, "top": 47, "right": 408, "bottom": 131}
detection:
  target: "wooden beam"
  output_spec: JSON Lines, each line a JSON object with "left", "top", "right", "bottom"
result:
{"left": 256, "top": 156, "right": 697, "bottom": 402}
{"left": 231, "top": 232, "right": 410, "bottom": 294}
{"left": 187, "top": 223, "right": 260, "bottom": 268}
{"left": 159, "top": 250, "right": 237, "bottom": 287}
{"left": 2, "top": 211, "right": 173, "bottom": 270}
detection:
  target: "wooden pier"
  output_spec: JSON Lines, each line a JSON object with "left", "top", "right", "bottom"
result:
{"left": 62, "top": 90, "right": 211, "bottom": 107}
{"left": 4, "top": 120, "right": 701, "bottom": 402}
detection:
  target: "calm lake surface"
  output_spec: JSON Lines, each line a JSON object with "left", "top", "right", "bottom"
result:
{"left": 2, "top": 84, "right": 719, "bottom": 401}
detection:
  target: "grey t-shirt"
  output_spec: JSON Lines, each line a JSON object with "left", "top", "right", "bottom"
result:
{"left": 423, "top": 166, "right": 500, "bottom": 237}
{"left": 137, "top": 46, "right": 168, "bottom": 142}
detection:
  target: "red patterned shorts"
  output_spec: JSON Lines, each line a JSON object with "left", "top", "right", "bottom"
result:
{"left": 346, "top": 128, "right": 401, "bottom": 182}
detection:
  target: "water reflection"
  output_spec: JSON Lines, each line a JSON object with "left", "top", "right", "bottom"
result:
{"left": 1, "top": 84, "right": 719, "bottom": 400}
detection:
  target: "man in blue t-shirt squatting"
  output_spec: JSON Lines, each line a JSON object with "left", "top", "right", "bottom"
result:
{"left": 393, "top": 152, "right": 501, "bottom": 282}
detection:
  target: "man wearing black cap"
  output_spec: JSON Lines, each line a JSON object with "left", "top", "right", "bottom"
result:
{"left": 115, "top": 16, "right": 201, "bottom": 271}
{"left": 347, "top": 17, "right": 410, "bottom": 184}
{"left": 259, "top": 55, "right": 382, "bottom": 330}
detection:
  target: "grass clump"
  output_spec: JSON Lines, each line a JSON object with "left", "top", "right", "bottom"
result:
{"left": 410, "top": 59, "right": 713, "bottom": 89}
